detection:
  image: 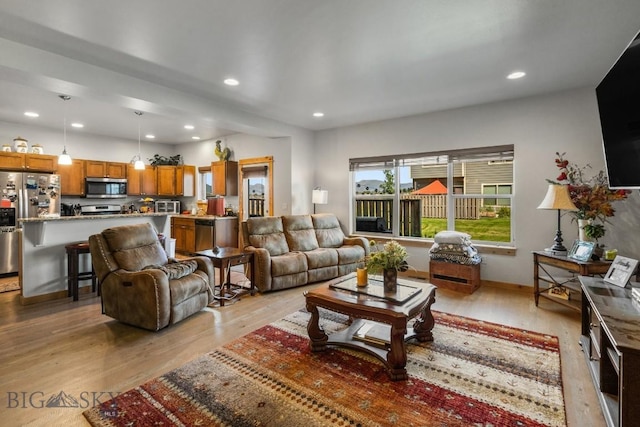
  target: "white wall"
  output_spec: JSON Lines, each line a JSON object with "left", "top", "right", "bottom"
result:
{"left": 313, "top": 87, "right": 640, "bottom": 287}
{"left": 177, "top": 134, "right": 293, "bottom": 216}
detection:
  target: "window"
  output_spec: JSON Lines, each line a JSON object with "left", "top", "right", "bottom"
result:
{"left": 198, "top": 166, "right": 213, "bottom": 200}
{"left": 350, "top": 145, "right": 514, "bottom": 244}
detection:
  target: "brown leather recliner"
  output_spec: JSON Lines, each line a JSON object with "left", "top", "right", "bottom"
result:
{"left": 89, "top": 223, "right": 214, "bottom": 331}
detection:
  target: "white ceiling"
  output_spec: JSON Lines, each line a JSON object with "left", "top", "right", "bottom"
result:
{"left": 0, "top": 0, "right": 639, "bottom": 144}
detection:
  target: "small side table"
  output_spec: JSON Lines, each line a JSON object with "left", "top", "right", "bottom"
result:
{"left": 532, "top": 250, "right": 610, "bottom": 312}
{"left": 196, "top": 248, "right": 255, "bottom": 306}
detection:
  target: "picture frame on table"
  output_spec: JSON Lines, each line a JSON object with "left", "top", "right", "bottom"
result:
{"left": 568, "top": 240, "right": 595, "bottom": 262}
{"left": 604, "top": 255, "right": 639, "bottom": 288}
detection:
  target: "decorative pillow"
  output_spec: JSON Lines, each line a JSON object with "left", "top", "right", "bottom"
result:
{"left": 143, "top": 260, "right": 198, "bottom": 280}
{"left": 433, "top": 230, "right": 472, "bottom": 245}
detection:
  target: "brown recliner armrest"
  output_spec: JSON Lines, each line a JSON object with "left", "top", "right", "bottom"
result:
{"left": 243, "top": 246, "right": 272, "bottom": 292}
{"left": 101, "top": 268, "right": 172, "bottom": 331}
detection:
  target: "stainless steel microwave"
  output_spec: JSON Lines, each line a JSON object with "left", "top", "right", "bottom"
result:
{"left": 85, "top": 177, "right": 127, "bottom": 198}
{"left": 155, "top": 200, "right": 180, "bottom": 213}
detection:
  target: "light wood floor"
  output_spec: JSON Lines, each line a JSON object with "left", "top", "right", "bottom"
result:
{"left": 0, "top": 277, "right": 605, "bottom": 427}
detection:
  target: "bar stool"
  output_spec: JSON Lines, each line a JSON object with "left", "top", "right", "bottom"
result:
{"left": 65, "top": 241, "right": 98, "bottom": 301}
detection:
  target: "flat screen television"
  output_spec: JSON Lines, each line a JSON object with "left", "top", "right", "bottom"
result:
{"left": 597, "top": 31, "right": 640, "bottom": 189}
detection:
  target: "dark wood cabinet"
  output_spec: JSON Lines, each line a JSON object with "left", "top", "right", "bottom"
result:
{"left": 212, "top": 160, "right": 238, "bottom": 196}
{"left": 579, "top": 276, "right": 640, "bottom": 427}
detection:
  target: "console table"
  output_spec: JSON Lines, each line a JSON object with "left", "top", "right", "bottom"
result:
{"left": 533, "top": 251, "right": 611, "bottom": 312}
{"left": 579, "top": 276, "right": 640, "bottom": 427}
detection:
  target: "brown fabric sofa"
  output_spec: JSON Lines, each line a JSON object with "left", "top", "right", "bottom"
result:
{"left": 89, "top": 223, "right": 214, "bottom": 331}
{"left": 243, "top": 213, "right": 370, "bottom": 292}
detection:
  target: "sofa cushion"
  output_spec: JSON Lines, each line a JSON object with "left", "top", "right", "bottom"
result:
{"left": 304, "top": 248, "right": 338, "bottom": 269}
{"left": 283, "top": 215, "right": 319, "bottom": 252}
{"left": 102, "top": 223, "right": 168, "bottom": 271}
{"left": 335, "top": 245, "right": 365, "bottom": 265}
{"left": 271, "top": 252, "right": 308, "bottom": 277}
{"left": 247, "top": 217, "right": 290, "bottom": 256}
{"left": 169, "top": 270, "right": 210, "bottom": 305}
{"left": 312, "top": 214, "right": 346, "bottom": 248}
{"left": 143, "top": 260, "right": 198, "bottom": 280}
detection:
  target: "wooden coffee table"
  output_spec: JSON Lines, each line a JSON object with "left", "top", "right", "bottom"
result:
{"left": 304, "top": 273, "right": 437, "bottom": 381}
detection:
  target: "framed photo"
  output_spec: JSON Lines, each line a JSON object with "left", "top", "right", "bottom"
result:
{"left": 568, "top": 240, "right": 595, "bottom": 262}
{"left": 604, "top": 255, "right": 639, "bottom": 288}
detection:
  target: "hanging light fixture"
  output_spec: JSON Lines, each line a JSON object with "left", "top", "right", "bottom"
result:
{"left": 133, "top": 111, "right": 145, "bottom": 170}
{"left": 58, "top": 95, "right": 72, "bottom": 165}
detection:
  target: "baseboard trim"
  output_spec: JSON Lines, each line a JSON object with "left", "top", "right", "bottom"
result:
{"left": 20, "top": 286, "right": 96, "bottom": 305}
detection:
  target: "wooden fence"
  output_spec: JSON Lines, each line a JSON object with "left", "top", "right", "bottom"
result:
{"left": 355, "top": 195, "right": 480, "bottom": 237}
{"left": 248, "top": 197, "right": 265, "bottom": 217}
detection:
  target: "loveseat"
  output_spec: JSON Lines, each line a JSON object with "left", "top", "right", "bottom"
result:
{"left": 89, "top": 223, "right": 214, "bottom": 331}
{"left": 242, "top": 213, "right": 370, "bottom": 292}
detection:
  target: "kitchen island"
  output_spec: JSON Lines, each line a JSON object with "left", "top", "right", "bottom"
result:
{"left": 19, "top": 213, "right": 171, "bottom": 304}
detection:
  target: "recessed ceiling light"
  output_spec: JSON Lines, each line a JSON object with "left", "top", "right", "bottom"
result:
{"left": 71, "top": 123, "right": 84, "bottom": 128}
{"left": 24, "top": 111, "right": 39, "bottom": 118}
{"left": 145, "top": 134, "right": 155, "bottom": 139}
{"left": 507, "top": 71, "right": 526, "bottom": 80}
{"left": 224, "top": 78, "right": 239, "bottom": 86}
{"left": 192, "top": 136, "right": 201, "bottom": 140}
{"left": 184, "top": 124, "right": 194, "bottom": 130}
{"left": 313, "top": 112, "right": 325, "bottom": 118}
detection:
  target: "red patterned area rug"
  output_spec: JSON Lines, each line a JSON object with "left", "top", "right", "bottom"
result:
{"left": 84, "top": 310, "right": 566, "bottom": 426}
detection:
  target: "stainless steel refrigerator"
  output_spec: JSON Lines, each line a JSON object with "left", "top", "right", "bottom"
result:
{"left": 0, "top": 172, "right": 61, "bottom": 275}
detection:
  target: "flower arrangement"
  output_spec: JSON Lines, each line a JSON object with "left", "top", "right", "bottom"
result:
{"left": 365, "top": 240, "right": 410, "bottom": 273}
{"left": 550, "top": 152, "right": 630, "bottom": 223}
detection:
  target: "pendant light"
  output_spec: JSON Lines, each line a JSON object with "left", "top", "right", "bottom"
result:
{"left": 58, "top": 95, "right": 72, "bottom": 165}
{"left": 133, "top": 111, "right": 145, "bottom": 170}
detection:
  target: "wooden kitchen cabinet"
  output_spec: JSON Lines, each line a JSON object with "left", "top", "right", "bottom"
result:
{"left": 171, "top": 217, "right": 196, "bottom": 253}
{"left": 211, "top": 160, "right": 238, "bottom": 196}
{"left": 0, "top": 152, "right": 25, "bottom": 170}
{"left": 85, "top": 160, "right": 127, "bottom": 178}
{"left": 127, "top": 164, "right": 157, "bottom": 196}
{"left": 157, "top": 165, "right": 196, "bottom": 196}
{"left": 58, "top": 158, "right": 86, "bottom": 196}
{"left": 0, "top": 152, "right": 57, "bottom": 172}
{"left": 25, "top": 154, "right": 58, "bottom": 172}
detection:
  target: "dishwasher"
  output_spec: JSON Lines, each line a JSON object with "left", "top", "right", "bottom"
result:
{"left": 195, "top": 219, "right": 215, "bottom": 251}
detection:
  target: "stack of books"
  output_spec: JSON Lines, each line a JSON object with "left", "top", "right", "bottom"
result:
{"left": 353, "top": 322, "right": 391, "bottom": 349}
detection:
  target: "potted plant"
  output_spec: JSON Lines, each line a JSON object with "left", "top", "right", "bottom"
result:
{"left": 583, "top": 222, "right": 606, "bottom": 260}
{"left": 365, "top": 240, "right": 409, "bottom": 292}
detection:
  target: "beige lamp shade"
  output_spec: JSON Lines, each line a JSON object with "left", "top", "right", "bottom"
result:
{"left": 537, "top": 184, "right": 578, "bottom": 211}
{"left": 312, "top": 189, "right": 328, "bottom": 205}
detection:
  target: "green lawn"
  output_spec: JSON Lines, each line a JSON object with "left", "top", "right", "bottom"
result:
{"left": 421, "top": 217, "right": 511, "bottom": 242}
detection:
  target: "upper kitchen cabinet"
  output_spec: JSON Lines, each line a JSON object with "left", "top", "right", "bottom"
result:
{"left": 0, "top": 152, "right": 58, "bottom": 172}
{"left": 211, "top": 160, "right": 238, "bottom": 196}
{"left": 85, "top": 161, "right": 127, "bottom": 178}
{"left": 157, "top": 165, "right": 196, "bottom": 197}
{"left": 0, "top": 152, "right": 24, "bottom": 170}
{"left": 127, "top": 164, "right": 158, "bottom": 196}
{"left": 58, "top": 158, "right": 86, "bottom": 196}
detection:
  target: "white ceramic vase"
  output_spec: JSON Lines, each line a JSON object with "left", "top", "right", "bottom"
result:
{"left": 578, "top": 219, "right": 593, "bottom": 242}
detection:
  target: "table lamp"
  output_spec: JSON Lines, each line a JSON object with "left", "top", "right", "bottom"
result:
{"left": 537, "top": 184, "right": 578, "bottom": 255}
{"left": 312, "top": 188, "right": 328, "bottom": 214}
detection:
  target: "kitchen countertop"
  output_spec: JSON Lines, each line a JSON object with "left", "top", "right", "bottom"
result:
{"left": 19, "top": 212, "right": 170, "bottom": 222}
